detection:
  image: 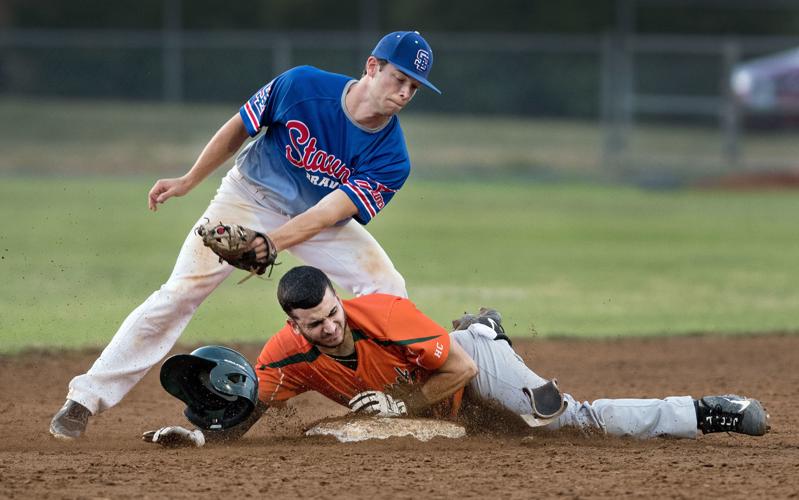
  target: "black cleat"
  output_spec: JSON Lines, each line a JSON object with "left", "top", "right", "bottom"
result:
{"left": 50, "top": 399, "right": 91, "bottom": 440}
{"left": 696, "top": 395, "right": 770, "bottom": 436}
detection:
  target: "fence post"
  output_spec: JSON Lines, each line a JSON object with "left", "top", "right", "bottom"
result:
{"left": 601, "top": 31, "right": 632, "bottom": 173}
{"left": 721, "top": 38, "right": 742, "bottom": 168}
{"left": 162, "top": 0, "right": 183, "bottom": 102}
{"left": 358, "top": 0, "right": 379, "bottom": 70}
{"left": 602, "top": 0, "right": 636, "bottom": 174}
{"left": 600, "top": 32, "right": 622, "bottom": 170}
{"left": 273, "top": 36, "right": 292, "bottom": 77}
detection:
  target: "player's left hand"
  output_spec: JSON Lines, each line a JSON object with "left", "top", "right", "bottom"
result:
{"left": 349, "top": 391, "right": 408, "bottom": 417}
{"left": 247, "top": 235, "right": 274, "bottom": 261}
{"left": 142, "top": 426, "right": 206, "bottom": 448}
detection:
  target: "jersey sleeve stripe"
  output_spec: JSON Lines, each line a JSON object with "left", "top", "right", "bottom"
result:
{"left": 266, "top": 346, "right": 321, "bottom": 368}
{"left": 371, "top": 334, "right": 442, "bottom": 347}
{"left": 353, "top": 179, "right": 389, "bottom": 211}
{"left": 244, "top": 101, "right": 260, "bottom": 132}
{"left": 343, "top": 182, "right": 377, "bottom": 218}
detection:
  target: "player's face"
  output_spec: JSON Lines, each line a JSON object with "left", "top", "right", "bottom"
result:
{"left": 288, "top": 287, "right": 348, "bottom": 349}
{"left": 369, "top": 60, "right": 420, "bottom": 115}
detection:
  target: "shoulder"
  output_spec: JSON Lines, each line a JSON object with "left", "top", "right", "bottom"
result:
{"left": 343, "top": 294, "right": 399, "bottom": 337}
{"left": 344, "top": 295, "right": 434, "bottom": 339}
{"left": 257, "top": 324, "right": 312, "bottom": 365}
{"left": 371, "top": 117, "right": 409, "bottom": 149}
{"left": 357, "top": 117, "right": 410, "bottom": 165}
{"left": 344, "top": 294, "right": 404, "bottom": 317}
{"left": 279, "top": 65, "right": 351, "bottom": 94}
{"left": 287, "top": 65, "right": 346, "bottom": 79}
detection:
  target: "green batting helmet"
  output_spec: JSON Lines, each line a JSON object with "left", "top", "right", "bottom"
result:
{"left": 160, "top": 345, "right": 259, "bottom": 430}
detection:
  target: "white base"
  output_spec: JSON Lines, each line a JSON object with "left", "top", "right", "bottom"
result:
{"left": 305, "top": 417, "right": 466, "bottom": 443}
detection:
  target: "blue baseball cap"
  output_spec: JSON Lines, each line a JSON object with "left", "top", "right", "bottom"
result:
{"left": 372, "top": 31, "right": 441, "bottom": 95}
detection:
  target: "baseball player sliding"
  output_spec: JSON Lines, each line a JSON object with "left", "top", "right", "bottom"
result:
{"left": 50, "top": 31, "right": 442, "bottom": 440}
{"left": 143, "top": 266, "right": 770, "bottom": 448}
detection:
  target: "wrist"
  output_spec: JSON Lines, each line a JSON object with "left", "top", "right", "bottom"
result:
{"left": 180, "top": 172, "right": 200, "bottom": 190}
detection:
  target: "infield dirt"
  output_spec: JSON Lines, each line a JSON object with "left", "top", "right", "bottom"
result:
{"left": 2, "top": 334, "right": 797, "bottom": 499}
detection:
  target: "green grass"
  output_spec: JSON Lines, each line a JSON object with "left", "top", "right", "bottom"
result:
{"left": 4, "top": 97, "right": 799, "bottom": 182}
{"left": 2, "top": 97, "right": 798, "bottom": 352}
{"left": 2, "top": 176, "right": 798, "bottom": 353}
{"left": 0, "top": 97, "right": 605, "bottom": 179}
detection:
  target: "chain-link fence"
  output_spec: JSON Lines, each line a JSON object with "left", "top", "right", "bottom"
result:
{"left": 2, "top": 28, "right": 798, "bottom": 180}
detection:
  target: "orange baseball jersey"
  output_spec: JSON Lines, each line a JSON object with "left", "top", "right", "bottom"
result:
{"left": 255, "top": 294, "right": 463, "bottom": 416}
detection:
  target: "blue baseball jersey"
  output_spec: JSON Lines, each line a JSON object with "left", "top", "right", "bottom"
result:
{"left": 237, "top": 66, "right": 411, "bottom": 225}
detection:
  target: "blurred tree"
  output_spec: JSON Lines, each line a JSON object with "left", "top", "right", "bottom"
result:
{"left": 637, "top": 1, "right": 799, "bottom": 35}
{"left": 182, "top": 0, "right": 362, "bottom": 30}
{"left": 5, "top": 0, "right": 799, "bottom": 34}
{"left": 8, "top": 0, "right": 163, "bottom": 29}
{"left": 385, "top": 0, "right": 616, "bottom": 33}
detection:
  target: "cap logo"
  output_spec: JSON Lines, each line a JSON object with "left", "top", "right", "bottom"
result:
{"left": 414, "top": 49, "right": 430, "bottom": 73}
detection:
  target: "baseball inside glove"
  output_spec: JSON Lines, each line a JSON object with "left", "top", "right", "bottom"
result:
{"left": 195, "top": 220, "right": 278, "bottom": 283}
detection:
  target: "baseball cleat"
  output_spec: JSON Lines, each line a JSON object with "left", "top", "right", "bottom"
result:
{"left": 50, "top": 399, "right": 91, "bottom": 440}
{"left": 696, "top": 394, "right": 770, "bottom": 436}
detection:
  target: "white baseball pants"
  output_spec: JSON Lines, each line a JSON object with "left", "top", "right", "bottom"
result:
{"left": 68, "top": 167, "right": 406, "bottom": 414}
{"left": 451, "top": 324, "right": 699, "bottom": 439}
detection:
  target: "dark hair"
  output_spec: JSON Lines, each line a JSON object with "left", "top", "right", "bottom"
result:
{"left": 277, "top": 266, "right": 334, "bottom": 315}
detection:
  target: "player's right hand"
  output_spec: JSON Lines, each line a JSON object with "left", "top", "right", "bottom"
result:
{"left": 148, "top": 176, "right": 193, "bottom": 211}
{"left": 349, "top": 391, "right": 408, "bottom": 418}
{"left": 142, "top": 426, "right": 205, "bottom": 448}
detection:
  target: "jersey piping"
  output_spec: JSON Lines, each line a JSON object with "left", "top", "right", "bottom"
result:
{"left": 262, "top": 329, "right": 442, "bottom": 369}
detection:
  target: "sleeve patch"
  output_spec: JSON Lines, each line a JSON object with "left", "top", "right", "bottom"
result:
{"left": 239, "top": 81, "right": 274, "bottom": 136}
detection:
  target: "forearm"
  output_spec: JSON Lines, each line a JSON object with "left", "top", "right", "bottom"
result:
{"left": 403, "top": 341, "right": 479, "bottom": 415}
{"left": 183, "top": 114, "right": 249, "bottom": 189}
{"left": 268, "top": 190, "right": 357, "bottom": 252}
{"left": 268, "top": 210, "right": 335, "bottom": 252}
{"left": 403, "top": 371, "right": 473, "bottom": 414}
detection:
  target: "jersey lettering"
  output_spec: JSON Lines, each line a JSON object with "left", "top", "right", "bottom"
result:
{"left": 285, "top": 120, "right": 351, "bottom": 184}
{"left": 414, "top": 49, "right": 431, "bottom": 72}
{"left": 352, "top": 179, "right": 396, "bottom": 210}
{"left": 253, "top": 82, "right": 271, "bottom": 111}
{"left": 306, "top": 172, "right": 339, "bottom": 189}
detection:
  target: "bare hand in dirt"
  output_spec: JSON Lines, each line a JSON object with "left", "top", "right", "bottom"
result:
{"left": 148, "top": 176, "right": 194, "bottom": 211}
